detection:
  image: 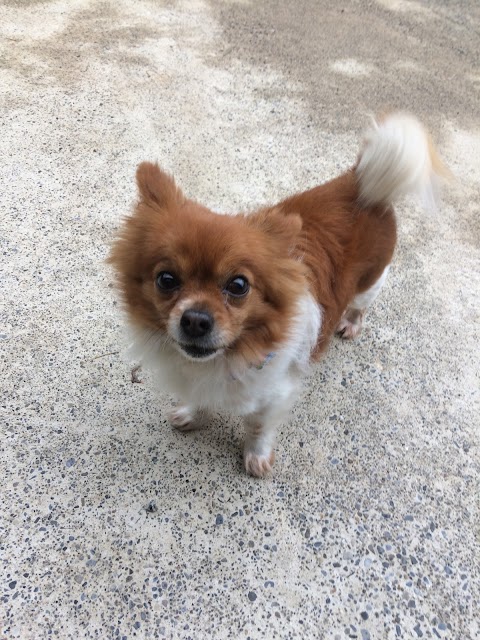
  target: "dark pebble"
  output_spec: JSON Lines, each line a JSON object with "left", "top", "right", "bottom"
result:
{"left": 146, "top": 501, "right": 157, "bottom": 514}
{"left": 248, "top": 591, "right": 257, "bottom": 602}
{"left": 215, "top": 514, "right": 224, "bottom": 525}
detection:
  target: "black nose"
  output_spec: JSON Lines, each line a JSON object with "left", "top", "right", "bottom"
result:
{"left": 180, "top": 309, "right": 214, "bottom": 338}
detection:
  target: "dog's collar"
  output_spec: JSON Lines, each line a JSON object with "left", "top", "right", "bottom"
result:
{"left": 253, "top": 352, "right": 276, "bottom": 370}
{"left": 228, "top": 352, "right": 276, "bottom": 381}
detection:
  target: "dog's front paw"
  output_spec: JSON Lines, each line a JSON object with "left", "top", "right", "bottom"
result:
{"left": 244, "top": 449, "right": 275, "bottom": 478}
{"left": 168, "top": 405, "right": 198, "bottom": 432}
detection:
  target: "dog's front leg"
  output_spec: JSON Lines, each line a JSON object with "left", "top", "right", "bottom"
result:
{"left": 243, "top": 402, "right": 291, "bottom": 477}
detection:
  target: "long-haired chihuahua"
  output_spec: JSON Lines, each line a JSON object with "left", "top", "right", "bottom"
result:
{"left": 108, "top": 113, "right": 446, "bottom": 476}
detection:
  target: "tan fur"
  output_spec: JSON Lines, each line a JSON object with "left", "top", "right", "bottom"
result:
{"left": 108, "top": 164, "right": 308, "bottom": 367}
{"left": 279, "top": 170, "right": 397, "bottom": 356}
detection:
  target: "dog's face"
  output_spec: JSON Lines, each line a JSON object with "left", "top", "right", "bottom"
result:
{"left": 109, "top": 163, "right": 307, "bottom": 365}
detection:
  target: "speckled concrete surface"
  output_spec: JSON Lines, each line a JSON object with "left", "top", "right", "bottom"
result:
{"left": 1, "top": 1, "right": 479, "bottom": 638}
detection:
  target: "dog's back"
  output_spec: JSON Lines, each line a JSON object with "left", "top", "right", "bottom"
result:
{"left": 281, "top": 113, "right": 446, "bottom": 354}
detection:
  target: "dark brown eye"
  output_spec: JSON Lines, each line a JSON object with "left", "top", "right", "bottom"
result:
{"left": 156, "top": 271, "right": 180, "bottom": 291}
{"left": 225, "top": 275, "right": 249, "bottom": 297}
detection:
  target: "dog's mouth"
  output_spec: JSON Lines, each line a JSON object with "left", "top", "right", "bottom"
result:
{"left": 179, "top": 343, "right": 219, "bottom": 359}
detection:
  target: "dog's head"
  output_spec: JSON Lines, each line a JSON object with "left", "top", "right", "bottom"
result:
{"left": 108, "top": 162, "right": 306, "bottom": 365}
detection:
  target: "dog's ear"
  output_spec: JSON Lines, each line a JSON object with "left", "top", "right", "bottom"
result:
{"left": 136, "top": 162, "right": 184, "bottom": 209}
{"left": 246, "top": 207, "right": 303, "bottom": 250}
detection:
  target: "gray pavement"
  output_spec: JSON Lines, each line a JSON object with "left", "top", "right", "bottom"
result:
{"left": 1, "top": 1, "right": 479, "bottom": 638}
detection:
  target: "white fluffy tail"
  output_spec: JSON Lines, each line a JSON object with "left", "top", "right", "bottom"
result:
{"left": 356, "top": 112, "right": 448, "bottom": 210}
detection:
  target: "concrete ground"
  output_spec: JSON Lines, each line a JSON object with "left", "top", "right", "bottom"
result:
{"left": 1, "top": 0, "right": 479, "bottom": 638}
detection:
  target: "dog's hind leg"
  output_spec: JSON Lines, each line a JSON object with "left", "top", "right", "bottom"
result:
{"left": 336, "top": 265, "right": 390, "bottom": 340}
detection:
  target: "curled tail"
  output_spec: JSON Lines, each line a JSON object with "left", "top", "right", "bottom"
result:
{"left": 355, "top": 112, "right": 449, "bottom": 210}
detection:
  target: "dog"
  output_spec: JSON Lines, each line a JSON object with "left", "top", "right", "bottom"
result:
{"left": 108, "top": 113, "right": 446, "bottom": 477}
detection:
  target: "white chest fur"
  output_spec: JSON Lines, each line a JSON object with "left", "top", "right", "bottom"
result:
{"left": 128, "top": 294, "right": 322, "bottom": 417}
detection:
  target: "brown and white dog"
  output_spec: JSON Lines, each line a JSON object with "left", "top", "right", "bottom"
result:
{"left": 109, "top": 113, "right": 446, "bottom": 477}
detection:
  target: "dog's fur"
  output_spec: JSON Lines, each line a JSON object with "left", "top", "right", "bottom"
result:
{"left": 108, "top": 113, "right": 445, "bottom": 477}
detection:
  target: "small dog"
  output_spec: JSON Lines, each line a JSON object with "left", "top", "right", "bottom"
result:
{"left": 109, "top": 113, "right": 446, "bottom": 477}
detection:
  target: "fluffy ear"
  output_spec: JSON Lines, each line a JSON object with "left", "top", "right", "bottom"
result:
{"left": 135, "top": 162, "right": 183, "bottom": 209}
{"left": 246, "top": 207, "right": 303, "bottom": 250}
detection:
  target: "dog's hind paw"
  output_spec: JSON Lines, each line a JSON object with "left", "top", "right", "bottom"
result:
{"left": 336, "top": 308, "right": 365, "bottom": 340}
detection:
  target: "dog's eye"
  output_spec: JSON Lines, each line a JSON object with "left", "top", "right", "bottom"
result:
{"left": 225, "top": 275, "right": 249, "bottom": 297}
{"left": 156, "top": 271, "right": 180, "bottom": 291}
